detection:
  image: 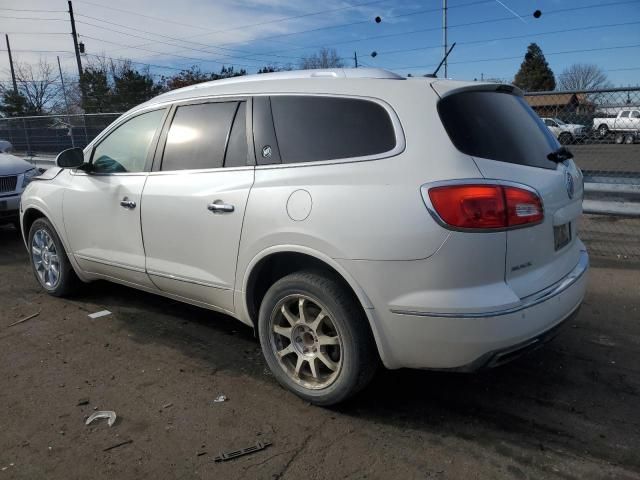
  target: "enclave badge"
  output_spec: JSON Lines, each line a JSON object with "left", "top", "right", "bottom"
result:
{"left": 565, "top": 171, "right": 575, "bottom": 199}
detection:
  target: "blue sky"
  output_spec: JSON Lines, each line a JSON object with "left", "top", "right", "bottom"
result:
{"left": 1, "top": 0, "right": 639, "bottom": 86}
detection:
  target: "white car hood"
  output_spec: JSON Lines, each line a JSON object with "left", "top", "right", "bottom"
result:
{"left": 0, "top": 153, "right": 34, "bottom": 175}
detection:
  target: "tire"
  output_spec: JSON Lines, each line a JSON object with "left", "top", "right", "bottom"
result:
{"left": 598, "top": 124, "right": 609, "bottom": 137}
{"left": 28, "top": 217, "right": 80, "bottom": 297}
{"left": 258, "top": 270, "right": 378, "bottom": 406}
{"left": 614, "top": 133, "right": 625, "bottom": 144}
{"left": 624, "top": 134, "right": 635, "bottom": 145}
{"left": 558, "top": 132, "right": 573, "bottom": 145}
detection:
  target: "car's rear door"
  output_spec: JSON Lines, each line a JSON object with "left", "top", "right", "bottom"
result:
{"left": 63, "top": 107, "right": 168, "bottom": 287}
{"left": 434, "top": 84, "right": 584, "bottom": 299}
{"left": 140, "top": 98, "right": 254, "bottom": 313}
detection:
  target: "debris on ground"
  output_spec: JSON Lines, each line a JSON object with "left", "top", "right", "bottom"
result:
{"left": 162, "top": 402, "right": 173, "bottom": 409}
{"left": 103, "top": 439, "right": 133, "bottom": 452}
{"left": 8, "top": 311, "right": 41, "bottom": 327}
{"left": 214, "top": 441, "right": 271, "bottom": 462}
{"left": 85, "top": 410, "right": 117, "bottom": 427}
{"left": 76, "top": 398, "right": 90, "bottom": 406}
{"left": 88, "top": 310, "right": 111, "bottom": 319}
{"left": 213, "top": 395, "right": 227, "bottom": 403}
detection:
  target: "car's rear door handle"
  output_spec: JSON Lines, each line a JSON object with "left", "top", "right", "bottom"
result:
{"left": 208, "top": 201, "right": 234, "bottom": 213}
{"left": 120, "top": 197, "right": 136, "bottom": 209}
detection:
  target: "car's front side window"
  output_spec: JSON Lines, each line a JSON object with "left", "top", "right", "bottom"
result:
{"left": 92, "top": 109, "right": 166, "bottom": 174}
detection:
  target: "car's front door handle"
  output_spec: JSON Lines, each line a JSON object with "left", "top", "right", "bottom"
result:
{"left": 120, "top": 197, "right": 136, "bottom": 209}
{"left": 207, "top": 201, "right": 234, "bottom": 213}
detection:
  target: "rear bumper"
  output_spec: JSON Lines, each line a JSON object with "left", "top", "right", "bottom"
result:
{"left": 345, "top": 249, "right": 589, "bottom": 370}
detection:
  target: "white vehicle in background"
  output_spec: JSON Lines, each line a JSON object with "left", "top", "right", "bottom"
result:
{"left": 19, "top": 69, "right": 588, "bottom": 405}
{"left": 542, "top": 118, "right": 588, "bottom": 145}
{"left": 593, "top": 109, "right": 640, "bottom": 143}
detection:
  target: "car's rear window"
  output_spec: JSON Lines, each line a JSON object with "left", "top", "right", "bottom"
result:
{"left": 437, "top": 90, "right": 559, "bottom": 170}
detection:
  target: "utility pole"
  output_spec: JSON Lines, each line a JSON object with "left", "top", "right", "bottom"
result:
{"left": 57, "top": 56, "right": 75, "bottom": 147}
{"left": 354, "top": 51, "right": 358, "bottom": 68}
{"left": 5, "top": 34, "right": 18, "bottom": 93}
{"left": 68, "top": 1, "right": 83, "bottom": 77}
{"left": 442, "top": 0, "right": 448, "bottom": 78}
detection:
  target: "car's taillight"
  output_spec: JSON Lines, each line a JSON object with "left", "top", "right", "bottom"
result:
{"left": 425, "top": 184, "right": 543, "bottom": 230}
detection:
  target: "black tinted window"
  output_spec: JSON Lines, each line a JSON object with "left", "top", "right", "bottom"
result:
{"left": 438, "top": 91, "right": 559, "bottom": 170}
{"left": 162, "top": 102, "right": 237, "bottom": 171}
{"left": 270, "top": 96, "right": 396, "bottom": 163}
{"left": 224, "top": 102, "right": 248, "bottom": 168}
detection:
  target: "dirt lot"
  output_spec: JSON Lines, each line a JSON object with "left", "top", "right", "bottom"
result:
{"left": 1, "top": 225, "right": 639, "bottom": 480}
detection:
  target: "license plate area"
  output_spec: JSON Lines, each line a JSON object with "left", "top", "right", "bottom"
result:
{"left": 554, "top": 222, "right": 571, "bottom": 251}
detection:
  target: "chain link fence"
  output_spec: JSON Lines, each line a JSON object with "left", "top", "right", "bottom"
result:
{"left": 523, "top": 87, "right": 640, "bottom": 261}
{"left": 0, "top": 113, "right": 121, "bottom": 156}
{"left": 1, "top": 87, "right": 639, "bottom": 261}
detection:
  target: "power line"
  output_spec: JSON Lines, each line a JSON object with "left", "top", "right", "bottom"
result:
{"left": 393, "top": 43, "right": 640, "bottom": 70}
{"left": 0, "top": 8, "right": 67, "bottom": 13}
{"left": 0, "top": 15, "right": 67, "bottom": 21}
{"left": 74, "top": 16, "right": 300, "bottom": 64}
{"left": 258, "top": 0, "right": 640, "bottom": 56}
{"left": 367, "top": 20, "right": 640, "bottom": 57}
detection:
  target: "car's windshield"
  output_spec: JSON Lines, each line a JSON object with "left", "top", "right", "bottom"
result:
{"left": 554, "top": 118, "right": 566, "bottom": 126}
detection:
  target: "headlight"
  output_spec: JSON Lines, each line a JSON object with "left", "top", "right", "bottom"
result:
{"left": 22, "top": 168, "right": 40, "bottom": 188}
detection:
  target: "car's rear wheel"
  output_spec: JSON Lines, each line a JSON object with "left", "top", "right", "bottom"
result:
{"left": 615, "top": 133, "right": 625, "bottom": 144}
{"left": 624, "top": 134, "right": 635, "bottom": 145}
{"left": 28, "top": 218, "right": 80, "bottom": 297}
{"left": 258, "top": 270, "right": 378, "bottom": 406}
{"left": 598, "top": 124, "right": 609, "bottom": 137}
{"left": 558, "top": 132, "right": 573, "bottom": 145}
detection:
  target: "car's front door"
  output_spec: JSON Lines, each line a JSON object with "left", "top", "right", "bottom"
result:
{"left": 140, "top": 99, "right": 254, "bottom": 313}
{"left": 63, "top": 108, "right": 168, "bottom": 287}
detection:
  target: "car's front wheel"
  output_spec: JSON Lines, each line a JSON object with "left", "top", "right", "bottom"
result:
{"left": 28, "top": 217, "right": 80, "bottom": 297}
{"left": 258, "top": 270, "right": 378, "bottom": 406}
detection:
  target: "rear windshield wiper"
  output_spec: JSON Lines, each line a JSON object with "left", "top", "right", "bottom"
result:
{"left": 547, "top": 146, "right": 574, "bottom": 163}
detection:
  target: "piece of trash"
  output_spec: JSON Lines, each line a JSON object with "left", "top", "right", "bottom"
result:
{"left": 88, "top": 310, "right": 111, "bottom": 319}
{"left": 103, "top": 439, "right": 133, "bottom": 452}
{"left": 162, "top": 402, "right": 173, "bottom": 409}
{"left": 214, "top": 441, "right": 271, "bottom": 462}
{"left": 196, "top": 451, "right": 207, "bottom": 457}
{"left": 213, "top": 395, "right": 227, "bottom": 403}
{"left": 8, "top": 311, "right": 41, "bottom": 327}
{"left": 85, "top": 410, "right": 117, "bottom": 427}
{"left": 77, "top": 398, "right": 90, "bottom": 406}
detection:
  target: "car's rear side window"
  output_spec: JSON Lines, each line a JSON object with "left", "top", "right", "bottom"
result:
{"left": 269, "top": 96, "right": 396, "bottom": 164}
{"left": 438, "top": 90, "right": 559, "bottom": 170}
{"left": 161, "top": 101, "right": 238, "bottom": 171}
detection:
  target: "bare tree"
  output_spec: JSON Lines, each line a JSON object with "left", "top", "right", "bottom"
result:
{"left": 13, "top": 60, "right": 64, "bottom": 114}
{"left": 299, "top": 48, "right": 344, "bottom": 69}
{"left": 557, "top": 64, "right": 612, "bottom": 91}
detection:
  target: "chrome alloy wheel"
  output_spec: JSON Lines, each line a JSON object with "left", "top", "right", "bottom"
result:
{"left": 31, "top": 228, "right": 60, "bottom": 289}
{"left": 269, "top": 295, "right": 343, "bottom": 390}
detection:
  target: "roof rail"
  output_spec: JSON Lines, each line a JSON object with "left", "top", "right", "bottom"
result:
{"left": 158, "top": 68, "right": 404, "bottom": 97}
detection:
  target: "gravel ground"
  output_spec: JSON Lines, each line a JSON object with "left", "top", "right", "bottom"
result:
{"left": 1, "top": 224, "right": 639, "bottom": 480}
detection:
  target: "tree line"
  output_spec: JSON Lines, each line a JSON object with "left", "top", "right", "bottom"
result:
{"left": 0, "top": 44, "right": 614, "bottom": 117}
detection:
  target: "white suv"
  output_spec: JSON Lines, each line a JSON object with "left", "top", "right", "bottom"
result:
{"left": 20, "top": 69, "right": 588, "bottom": 405}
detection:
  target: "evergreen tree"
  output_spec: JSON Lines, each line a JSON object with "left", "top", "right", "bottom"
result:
{"left": 0, "top": 90, "right": 28, "bottom": 117}
{"left": 111, "top": 68, "right": 162, "bottom": 111}
{"left": 80, "top": 67, "right": 112, "bottom": 113}
{"left": 513, "top": 43, "right": 556, "bottom": 92}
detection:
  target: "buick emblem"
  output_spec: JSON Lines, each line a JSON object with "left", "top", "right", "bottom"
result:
{"left": 565, "top": 171, "right": 575, "bottom": 199}
{"left": 262, "top": 145, "right": 272, "bottom": 158}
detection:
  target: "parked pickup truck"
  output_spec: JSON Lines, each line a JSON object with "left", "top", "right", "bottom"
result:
{"left": 593, "top": 109, "right": 640, "bottom": 143}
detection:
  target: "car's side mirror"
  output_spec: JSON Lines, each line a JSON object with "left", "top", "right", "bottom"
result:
{"left": 56, "top": 147, "right": 85, "bottom": 168}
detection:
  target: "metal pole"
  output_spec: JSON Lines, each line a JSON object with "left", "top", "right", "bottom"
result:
{"left": 57, "top": 56, "right": 75, "bottom": 148}
{"left": 68, "top": 1, "right": 83, "bottom": 77}
{"left": 442, "top": 0, "right": 448, "bottom": 78}
{"left": 354, "top": 51, "right": 358, "bottom": 68}
{"left": 5, "top": 34, "right": 18, "bottom": 93}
